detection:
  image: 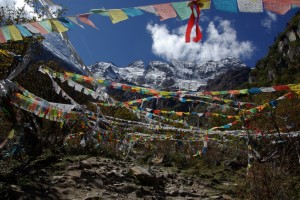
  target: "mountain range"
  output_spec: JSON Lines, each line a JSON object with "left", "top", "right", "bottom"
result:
{"left": 39, "top": 33, "right": 249, "bottom": 91}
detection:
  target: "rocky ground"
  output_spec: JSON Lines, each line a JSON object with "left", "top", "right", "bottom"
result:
{"left": 0, "top": 152, "right": 239, "bottom": 200}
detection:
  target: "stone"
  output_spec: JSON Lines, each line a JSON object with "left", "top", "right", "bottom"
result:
{"left": 130, "top": 166, "right": 158, "bottom": 186}
{"left": 94, "top": 179, "right": 103, "bottom": 188}
{"left": 222, "top": 194, "right": 233, "bottom": 200}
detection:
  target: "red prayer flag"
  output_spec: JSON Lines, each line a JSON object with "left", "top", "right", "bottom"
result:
{"left": 153, "top": 3, "right": 177, "bottom": 20}
{"left": 77, "top": 14, "right": 98, "bottom": 29}
{"left": 185, "top": 1, "right": 202, "bottom": 43}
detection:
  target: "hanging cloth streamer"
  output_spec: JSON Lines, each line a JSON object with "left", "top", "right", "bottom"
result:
{"left": 185, "top": 0, "right": 202, "bottom": 43}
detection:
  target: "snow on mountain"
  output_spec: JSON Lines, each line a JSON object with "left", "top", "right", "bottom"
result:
{"left": 89, "top": 57, "right": 248, "bottom": 91}
{"left": 40, "top": 32, "right": 86, "bottom": 74}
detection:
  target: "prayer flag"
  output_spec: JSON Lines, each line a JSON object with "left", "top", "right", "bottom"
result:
{"left": 137, "top": 6, "right": 158, "bottom": 15}
{"left": 237, "top": 0, "right": 263, "bottom": 12}
{"left": 201, "top": 0, "right": 211, "bottom": 9}
{"left": 153, "top": 3, "right": 177, "bottom": 21}
{"left": 1, "top": 26, "right": 12, "bottom": 41}
{"left": 0, "top": 28, "right": 7, "bottom": 43}
{"left": 16, "top": 24, "right": 32, "bottom": 37}
{"left": 58, "top": 17, "right": 74, "bottom": 29}
{"left": 108, "top": 10, "right": 129, "bottom": 24}
{"left": 51, "top": 19, "right": 69, "bottom": 32}
{"left": 39, "top": 20, "right": 52, "bottom": 32}
{"left": 172, "top": 2, "right": 192, "bottom": 20}
{"left": 8, "top": 26, "right": 23, "bottom": 41}
{"left": 23, "top": 23, "right": 40, "bottom": 34}
{"left": 31, "top": 22, "right": 49, "bottom": 34}
{"left": 123, "top": 8, "right": 144, "bottom": 17}
{"left": 263, "top": 0, "right": 291, "bottom": 14}
{"left": 90, "top": 9, "right": 109, "bottom": 16}
{"left": 0, "top": 49, "right": 9, "bottom": 56}
{"left": 213, "top": 0, "right": 238, "bottom": 13}
{"left": 67, "top": 16, "right": 84, "bottom": 28}
{"left": 77, "top": 14, "right": 98, "bottom": 29}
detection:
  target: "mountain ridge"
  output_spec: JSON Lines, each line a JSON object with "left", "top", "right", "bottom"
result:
{"left": 88, "top": 57, "right": 249, "bottom": 91}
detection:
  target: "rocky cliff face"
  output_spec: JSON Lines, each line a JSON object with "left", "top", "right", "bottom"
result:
{"left": 250, "top": 12, "right": 300, "bottom": 85}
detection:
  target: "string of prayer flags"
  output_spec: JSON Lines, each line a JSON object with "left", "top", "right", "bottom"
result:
{"left": 237, "top": 0, "right": 263, "bottom": 13}
{"left": 0, "top": 19, "right": 70, "bottom": 43}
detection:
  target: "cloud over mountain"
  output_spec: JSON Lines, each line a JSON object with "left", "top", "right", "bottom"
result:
{"left": 146, "top": 19, "right": 255, "bottom": 64}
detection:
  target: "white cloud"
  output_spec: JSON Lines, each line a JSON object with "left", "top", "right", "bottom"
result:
{"left": 261, "top": 11, "right": 277, "bottom": 30}
{"left": 146, "top": 19, "right": 255, "bottom": 63}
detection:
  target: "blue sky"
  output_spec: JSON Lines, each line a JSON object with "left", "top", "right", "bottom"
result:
{"left": 3, "top": 0, "right": 299, "bottom": 67}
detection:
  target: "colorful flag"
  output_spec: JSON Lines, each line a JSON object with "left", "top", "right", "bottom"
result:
{"left": 58, "top": 17, "right": 74, "bottom": 29}
{"left": 237, "top": 0, "right": 263, "bottom": 12}
{"left": 16, "top": 24, "right": 32, "bottom": 37}
{"left": 23, "top": 23, "right": 40, "bottom": 34}
{"left": 153, "top": 3, "right": 177, "bottom": 21}
{"left": 39, "top": 20, "right": 52, "bottom": 32}
{"left": 108, "top": 10, "right": 129, "bottom": 24}
{"left": 0, "top": 28, "right": 7, "bottom": 43}
{"left": 51, "top": 19, "right": 68, "bottom": 32}
{"left": 123, "top": 8, "right": 144, "bottom": 17}
{"left": 1, "top": 26, "right": 12, "bottom": 41}
{"left": 213, "top": 0, "right": 238, "bottom": 13}
{"left": 171, "top": 2, "right": 191, "bottom": 20}
{"left": 77, "top": 14, "right": 98, "bottom": 29}
{"left": 31, "top": 22, "right": 49, "bottom": 34}
{"left": 137, "top": 6, "right": 158, "bottom": 15}
{"left": 67, "top": 16, "right": 85, "bottom": 28}
{"left": 8, "top": 26, "right": 23, "bottom": 41}
{"left": 201, "top": 0, "right": 212, "bottom": 9}
{"left": 263, "top": 0, "right": 291, "bottom": 14}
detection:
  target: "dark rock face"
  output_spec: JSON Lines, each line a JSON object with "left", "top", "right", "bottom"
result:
{"left": 205, "top": 67, "right": 251, "bottom": 91}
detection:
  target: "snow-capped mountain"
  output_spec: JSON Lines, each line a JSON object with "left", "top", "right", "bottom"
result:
{"left": 33, "top": 32, "right": 248, "bottom": 91}
{"left": 89, "top": 58, "right": 248, "bottom": 91}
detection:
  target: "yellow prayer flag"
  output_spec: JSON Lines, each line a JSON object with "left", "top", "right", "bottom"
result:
{"left": 8, "top": 129, "right": 15, "bottom": 139}
{"left": 108, "top": 9, "right": 129, "bottom": 24}
{"left": 289, "top": 84, "right": 300, "bottom": 91}
{"left": 51, "top": 19, "right": 68, "bottom": 33}
{"left": 8, "top": 26, "right": 23, "bottom": 41}
{"left": 0, "top": 49, "right": 10, "bottom": 57}
{"left": 201, "top": 0, "right": 211, "bottom": 9}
